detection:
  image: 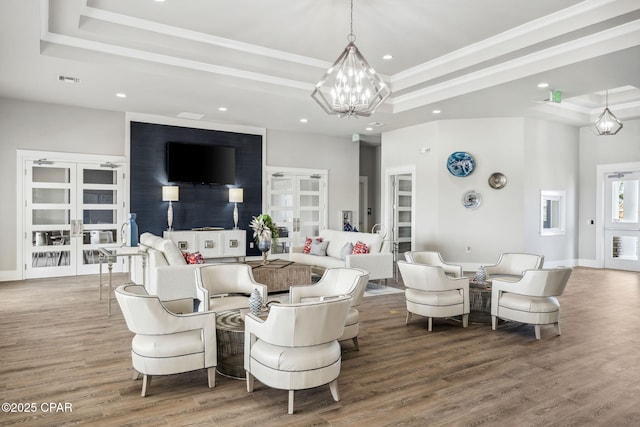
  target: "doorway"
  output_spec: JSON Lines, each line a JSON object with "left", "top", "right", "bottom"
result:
{"left": 603, "top": 170, "right": 640, "bottom": 271}
{"left": 384, "top": 167, "right": 415, "bottom": 264}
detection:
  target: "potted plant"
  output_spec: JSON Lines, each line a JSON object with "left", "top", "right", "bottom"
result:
{"left": 250, "top": 214, "right": 279, "bottom": 264}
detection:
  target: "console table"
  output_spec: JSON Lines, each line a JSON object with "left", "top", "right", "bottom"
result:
{"left": 98, "top": 246, "right": 147, "bottom": 316}
{"left": 164, "top": 229, "right": 246, "bottom": 261}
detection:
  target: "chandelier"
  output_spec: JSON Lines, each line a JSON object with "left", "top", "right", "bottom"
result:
{"left": 594, "top": 90, "right": 623, "bottom": 135}
{"left": 311, "top": 0, "right": 390, "bottom": 117}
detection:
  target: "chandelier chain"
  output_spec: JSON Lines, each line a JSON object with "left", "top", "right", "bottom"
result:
{"left": 348, "top": 0, "right": 355, "bottom": 42}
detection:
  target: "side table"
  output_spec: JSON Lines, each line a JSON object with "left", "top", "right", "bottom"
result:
{"left": 469, "top": 279, "right": 492, "bottom": 323}
{"left": 99, "top": 247, "right": 148, "bottom": 316}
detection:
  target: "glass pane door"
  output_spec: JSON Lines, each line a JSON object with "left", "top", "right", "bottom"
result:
{"left": 393, "top": 174, "right": 413, "bottom": 256}
{"left": 25, "top": 162, "right": 76, "bottom": 278}
{"left": 604, "top": 171, "right": 640, "bottom": 271}
{"left": 268, "top": 174, "right": 295, "bottom": 255}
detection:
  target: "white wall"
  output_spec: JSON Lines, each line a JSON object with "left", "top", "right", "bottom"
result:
{"left": 382, "top": 117, "right": 580, "bottom": 267}
{"left": 578, "top": 118, "right": 640, "bottom": 264}
{"left": 0, "top": 98, "right": 125, "bottom": 277}
{"left": 266, "top": 129, "right": 358, "bottom": 231}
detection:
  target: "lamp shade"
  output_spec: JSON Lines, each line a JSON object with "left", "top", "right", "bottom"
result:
{"left": 162, "top": 185, "right": 179, "bottom": 202}
{"left": 229, "top": 188, "right": 244, "bottom": 203}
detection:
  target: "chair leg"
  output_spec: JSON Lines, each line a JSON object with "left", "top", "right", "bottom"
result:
{"left": 427, "top": 317, "right": 433, "bottom": 332}
{"left": 329, "top": 379, "right": 340, "bottom": 402}
{"left": 491, "top": 315, "right": 497, "bottom": 330}
{"left": 352, "top": 336, "right": 359, "bottom": 351}
{"left": 534, "top": 325, "right": 541, "bottom": 340}
{"left": 554, "top": 322, "right": 561, "bottom": 336}
{"left": 405, "top": 312, "right": 412, "bottom": 325}
{"left": 207, "top": 367, "right": 216, "bottom": 388}
{"left": 132, "top": 370, "right": 141, "bottom": 380}
{"left": 288, "top": 390, "right": 295, "bottom": 415}
{"left": 462, "top": 313, "right": 469, "bottom": 328}
{"left": 246, "top": 372, "right": 254, "bottom": 392}
{"left": 141, "top": 374, "right": 151, "bottom": 397}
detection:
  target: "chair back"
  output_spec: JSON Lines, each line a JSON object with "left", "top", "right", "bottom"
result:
{"left": 519, "top": 268, "right": 572, "bottom": 296}
{"left": 196, "top": 263, "right": 257, "bottom": 295}
{"left": 488, "top": 253, "right": 544, "bottom": 276}
{"left": 397, "top": 261, "right": 456, "bottom": 291}
{"left": 115, "top": 284, "right": 181, "bottom": 335}
{"left": 258, "top": 296, "right": 351, "bottom": 347}
{"left": 405, "top": 251, "right": 441, "bottom": 264}
{"left": 318, "top": 268, "right": 369, "bottom": 306}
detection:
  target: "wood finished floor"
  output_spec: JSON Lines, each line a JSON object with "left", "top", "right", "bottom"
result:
{"left": 1, "top": 267, "right": 640, "bottom": 426}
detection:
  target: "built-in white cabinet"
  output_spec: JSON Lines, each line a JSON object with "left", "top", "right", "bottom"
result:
{"left": 163, "top": 229, "right": 246, "bottom": 260}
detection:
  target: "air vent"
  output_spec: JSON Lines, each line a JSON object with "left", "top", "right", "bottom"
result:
{"left": 57, "top": 75, "right": 80, "bottom": 84}
{"left": 177, "top": 112, "right": 205, "bottom": 120}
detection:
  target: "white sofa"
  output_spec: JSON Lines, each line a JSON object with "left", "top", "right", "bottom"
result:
{"left": 132, "top": 232, "right": 201, "bottom": 313}
{"left": 289, "top": 229, "right": 393, "bottom": 282}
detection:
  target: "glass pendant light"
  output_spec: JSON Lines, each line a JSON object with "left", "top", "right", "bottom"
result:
{"left": 594, "top": 90, "right": 623, "bottom": 135}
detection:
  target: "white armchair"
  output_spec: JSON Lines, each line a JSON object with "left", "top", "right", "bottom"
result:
{"left": 491, "top": 268, "right": 572, "bottom": 339}
{"left": 114, "top": 284, "right": 217, "bottom": 397}
{"left": 244, "top": 296, "right": 351, "bottom": 414}
{"left": 195, "top": 264, "right": 268, "bottom": 312}
{"left": 289, "top": 268, "right": 369, "bottom": 350}
{"left": 404, "top": 251, "right": 463, "bottom": 278}
{"left": 397, "top": 260, "right": 469, "bottom": 331}
{"left": 484, "top": 252, "right": 544, "bottom": 281}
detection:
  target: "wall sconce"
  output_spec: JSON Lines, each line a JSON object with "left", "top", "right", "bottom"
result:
{"left": 162, "top": 185, "right": 179, "bottom": 231}
{"left": 229, "top": 188, "right": 243, "bottom": 230}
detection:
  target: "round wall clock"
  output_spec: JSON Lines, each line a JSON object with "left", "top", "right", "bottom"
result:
{"left": 462, "top": 190, "right": 481, "bottom": 210}
{"left": 446, "top": 152, "right": 475, "bottom": 177}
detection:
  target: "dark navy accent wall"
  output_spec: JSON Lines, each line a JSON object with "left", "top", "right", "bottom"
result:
{"left": 130, "top": 121, "right": 262, "bottom": 256}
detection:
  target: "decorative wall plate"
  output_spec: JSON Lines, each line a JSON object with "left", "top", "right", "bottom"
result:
{"left": 488, "top": 172, "right": 507, "bottom": 189}
{"left": 462, "top": 190, "right": 481, "bottom": 210}
{"left": 446, "top": 152, "right": 475, "bottom": 177}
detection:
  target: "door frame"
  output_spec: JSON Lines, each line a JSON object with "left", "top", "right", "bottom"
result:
{"left": 596, "top": 161, "right": 640, "bottom": 269}
{"left": 383, "top": 165, "right": 416, "bottom": 253}
{"left": 17, "top": 149, "right": 128, "bottom": 279}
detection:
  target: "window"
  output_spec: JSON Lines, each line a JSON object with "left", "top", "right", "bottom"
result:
{"left": 540, "top": 190, "right": 565, "bottom": 236}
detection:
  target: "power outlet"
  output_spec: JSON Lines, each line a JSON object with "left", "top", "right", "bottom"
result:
{"left": 466, "top": 246, "right": 471, "bottom": 253}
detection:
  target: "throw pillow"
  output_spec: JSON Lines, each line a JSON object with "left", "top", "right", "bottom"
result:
{"left": 340, "top": 242, "right": 354, "bottom": 260}
{"left": 310, "top": 239, "right": 330, "bottom": 256}
{"left": 352, "top": 241, "right": 369, "bottom": 255}
{"left": 303, "top": 237, "right": 323, "bottom": 254}
{"left": 185, "top": 252, "right": 205, "bottom": 264}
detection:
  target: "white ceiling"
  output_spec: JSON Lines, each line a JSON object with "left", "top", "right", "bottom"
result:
{"left": 1, "top": 0, "right": 639, "bottom": 139}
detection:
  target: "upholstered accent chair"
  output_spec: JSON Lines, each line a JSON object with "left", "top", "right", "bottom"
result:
{"left": 244, "top": 296, "right": 351, "bottom": 415}
{"left": 491, "top": 268, "right": 572, "bottom": 339}
{"left": 483, "top": 252, "right": 544, "bottom": 281}
{"left": 404, "top": 251, "right": 463, "bottom": 278}
{"left": 397, "top": 260, "right": 469, "bottom": 331}
{"left": 195, "top": 263, "right": 268, "bottom": 313}
{"left": 114, "top": 284, "right": 217, "bottom": 397}
{"left": 289, "top": 267, "right": 369, "bottom": 350}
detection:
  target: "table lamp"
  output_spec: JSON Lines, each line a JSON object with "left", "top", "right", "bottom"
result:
{"left": 162, "top": 185, "right": 179, "bottom": 231}
{"left": 229, "top": 188, "right": 243, "bottom": 229}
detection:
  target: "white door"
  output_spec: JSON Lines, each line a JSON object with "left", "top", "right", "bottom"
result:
{"left": 604, "top": 171, "right": 640, "bottom": 271}
{"left": 265, "top": 168, "right": 327, "bottom": 255}
{"left": 24, "top": 160, "right": 125, "bottom": 278}
{"left": 391, "top": 173, "right": 413, "bottom": 256}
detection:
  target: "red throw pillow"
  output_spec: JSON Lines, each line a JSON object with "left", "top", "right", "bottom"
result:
{"left": 303, "top": 237, "right": 323, "bottom": 254}
{"left": 185, "top": 252, "right": 205, "bottom": 264}
{"left": 352, "top": 241, "right": 369, "bottom": 254}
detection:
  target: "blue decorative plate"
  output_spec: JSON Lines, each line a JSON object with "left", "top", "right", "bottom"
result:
{"left": 446, "top": 152, "right": 475, "bottom": 177}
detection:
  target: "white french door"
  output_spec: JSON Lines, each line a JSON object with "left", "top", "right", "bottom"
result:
{"left": 265, "top": 167, "right": 327, "bottom": 255}
{"left": 604, "top": 171, "right": 640, "bottom": 271}
{"left": 23, "top": 158, "right": 126, "bottom": 278}
{"left": 391, "top": 173, "right": 414, "bottom": 256}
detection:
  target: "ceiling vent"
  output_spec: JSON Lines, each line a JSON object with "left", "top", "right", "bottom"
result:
{"left": 57, "top": 75, "right": 80, "bottom": 84}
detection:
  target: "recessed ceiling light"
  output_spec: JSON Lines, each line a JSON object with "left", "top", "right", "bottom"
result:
{"left": 300, "top": 118, "right": 308, "bottom": 123}
{"left": 432, "top": 109, "right": 441, "bottom": 114}
{"left": 116, "top": 93, "right": 127, "bottom": 98}
{"left": 218, "top": 107, "right": 227, "bottom": 112}
{"left": 382, "top": 54, "right": 393, "bottom": 60}
{"left": 365, "top": 127, "right": 373, "bottom": 131}
{"left": 537, "top": 82, "right": 550, "bottom": 88}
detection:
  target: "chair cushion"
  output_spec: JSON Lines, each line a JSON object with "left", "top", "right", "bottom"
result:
{"left": 251, "top": 340, "right": 340, "bottom": 372}
{"left": 208, "top": 295, "right": 250, "bottom": 312}
{"left": 499, "top": 293, "right": 559, "bottom": 313}
{"left": 405, "top": 289, "right": 463, "bottom": 306}
{"left": 132, "top": 330, "right": 203, "bottom": 358}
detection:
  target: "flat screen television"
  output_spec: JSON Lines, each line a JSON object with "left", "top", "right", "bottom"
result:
{"left": 166, "top": 142, "right": 236, "bottom": 185}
